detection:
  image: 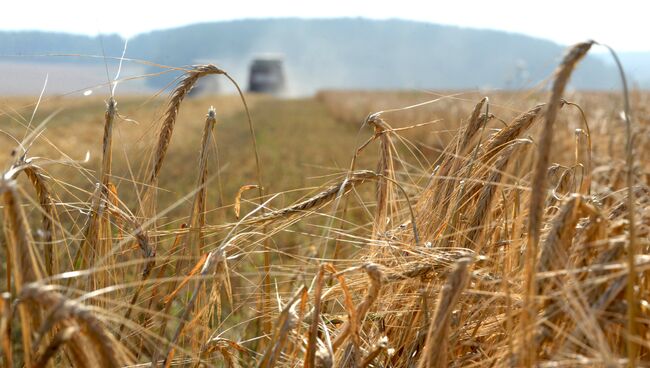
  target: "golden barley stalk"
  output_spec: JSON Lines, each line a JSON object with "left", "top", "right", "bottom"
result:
{"left": 149, "top": 65, "right": 224, "bottom": 184}
{"left": 259, "top": 286, "right": 307, "bottom": 368}
{"left": 522, "top": 41, "right": 593, "bottom": 368}
{"left": 418, "top": 258, "right": 471, "bottom": 368}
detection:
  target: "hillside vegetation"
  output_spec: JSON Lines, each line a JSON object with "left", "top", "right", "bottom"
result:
{"left": 0, "top": 18, "right": 638, "bottom": 95}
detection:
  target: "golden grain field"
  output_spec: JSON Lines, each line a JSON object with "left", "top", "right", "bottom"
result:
{"left": 1, "top": 42, "right": 650, "bottom": 367}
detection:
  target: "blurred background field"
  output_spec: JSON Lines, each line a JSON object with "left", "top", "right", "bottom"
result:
{"left": 3, "top": 87, "right": 648, "bottom": 257}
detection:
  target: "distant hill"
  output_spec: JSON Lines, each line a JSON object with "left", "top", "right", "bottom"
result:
{"left": 0, "top": 31, "right": 124, "bottom": 61}
{"left": 598, "top": 51, "right": 650, "bottom": 88}
{"left": 0, "top": 18, "right": 644, "bottom": 95}
{"left": 0, "top": 31, "right": 145, "bottom": 95}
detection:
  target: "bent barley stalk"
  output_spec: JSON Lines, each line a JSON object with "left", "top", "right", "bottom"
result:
{"left": 149, "top": 66, "right": 224, "bottom": 185}
{"left": 139, "top": 66, "right": 226, "bottom": 280}
{"left": 2, "top": 179, "right": 44, "bottom": 367}
{"left": 522, "top": 41, "right": 593, "bottom": 367}
{"left": 8, "top": 162, "right": 56, "bottom": 275}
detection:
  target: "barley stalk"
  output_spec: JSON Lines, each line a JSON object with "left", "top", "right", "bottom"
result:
{"left": 259, "top": 286, "right": 307, "bottom": 368}
{"left": 149, "top": 66, "right": 224, "bottom": 185}
{"left": 417, "top": 258, "right": 471, "bottom": 368}
{"left": 522, "top": 41, "right": 593, "bottom": 367}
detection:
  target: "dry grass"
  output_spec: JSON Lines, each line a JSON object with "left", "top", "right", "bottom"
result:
{"left": 1, "top": 43, "right": 650, "bottom": 368}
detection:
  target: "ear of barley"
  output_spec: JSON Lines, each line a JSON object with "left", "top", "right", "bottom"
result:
{"left": 482, "top": 103, "right": 545, "bottom": 161}
{"left": 149, "top": 66, "right": 224, "bottom": 185}
{"left": 418, "top": 257, "right": 472, "bottom": 368}
{"left": 20, "top": 283, "right": 132, "bottom": 367}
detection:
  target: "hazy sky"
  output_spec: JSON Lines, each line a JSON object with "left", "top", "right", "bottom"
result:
{"left": 2, "top": 0, "right": 648, "bottom": 52}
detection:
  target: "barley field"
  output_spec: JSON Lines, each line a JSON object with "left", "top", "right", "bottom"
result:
{"left": 1, "top": 42, "right": 650, "bottom": 367}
